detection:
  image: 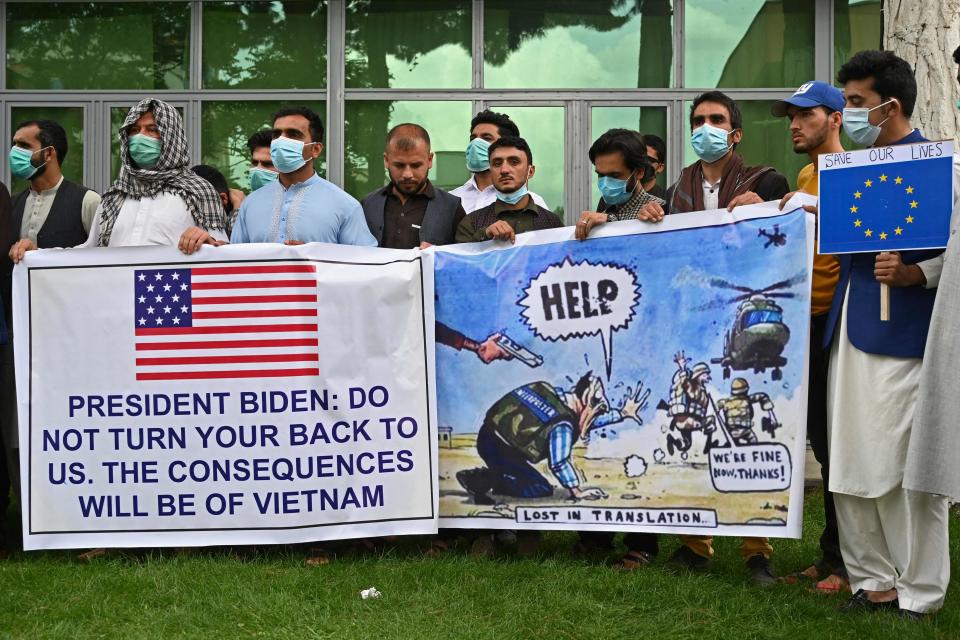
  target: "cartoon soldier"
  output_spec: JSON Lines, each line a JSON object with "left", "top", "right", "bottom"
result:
{"left": 665, "top": 351, "right": 719, "bottom": 456}
{"left": 456, "top": 372, "right": 644, "bottom": 505}
{"left": 716, "top": 378, "right": 778, "bottom": 445}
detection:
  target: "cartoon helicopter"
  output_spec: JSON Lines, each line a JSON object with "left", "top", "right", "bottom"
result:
{"left": 701, "top": 275, "right": 802, "bottom": 381}
{"left": 758, "top": 224, "right": 787, "bottom": 248}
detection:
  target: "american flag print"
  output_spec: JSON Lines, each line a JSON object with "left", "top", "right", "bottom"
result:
{"left": 133, "top": 264, "right": 320, "bottom": 381}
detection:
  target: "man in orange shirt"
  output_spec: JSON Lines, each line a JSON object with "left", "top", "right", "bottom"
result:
{"left": 773, "top": 80, "right": 847, "bottom": 593}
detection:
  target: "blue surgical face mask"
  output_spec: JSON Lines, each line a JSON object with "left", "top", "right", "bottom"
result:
{"left": 842, "top": 99, "right": 894, "bottom": 147}
{"left": 270, "top": 136, "right": 318, "bottom": 174}
{"left": 128, "top": 134, "right": 162, "bottom": 169}
{"left": 496, "top": 182, "right": 529, "bottom": 205}
{"left": 691, "top": 124, "right": 734, "bottom": 163}
{"left": 249, "top": 167, "right": 279, "bottom": 191}
{"left": 465, "top": 138, "right": 491, "bottom": 173}
{"left": 8, "top": 145, "right": 51, "bottom": 180}
{"left": 598, "top": 172, "right": 637, "bottom": 205}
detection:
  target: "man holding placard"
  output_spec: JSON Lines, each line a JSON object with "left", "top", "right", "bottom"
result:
{"left": 822, "top": 50, "right": 951, "bottom": 619}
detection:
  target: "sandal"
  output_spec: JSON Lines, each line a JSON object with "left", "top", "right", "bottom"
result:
{"left": 77, "top": 548, "right": 108, "bottom": 562}
{"left": 305, "top": 546, "right": 331, "bottom": 566}
{"left": 424, "top": 538, "right": 451, "bottom": 557}
{"left": 613, "top": 550, "right": 655, "bottom": 570}
{"left": 778, "top": 561, "right": 826, "bottom": 585}
{"left": 815, "top": 573, "right": 851, "bottom": 595}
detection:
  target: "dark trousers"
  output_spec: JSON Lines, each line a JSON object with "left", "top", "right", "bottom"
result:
{"left": 809, "top": 312, "right": 843, "bottom": 571}
{"left": 577, "top": 531, "right": 660, "bottom": 557}
{"left": 476, "top": 423, "right": 553, "bottom": 499}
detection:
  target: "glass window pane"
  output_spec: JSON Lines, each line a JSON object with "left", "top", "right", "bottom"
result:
{"left": 110, "top": 105, "right": 186, "bottom": 181}
{"left": 484, "top": 1, "right": 673, "bottom": 89}
{"left": 346, "top": 0, "right": 471, "bottom": 88}
{"left": 684, "top": 0, "right": 814, "bottom": 88}
{"left": 201, "top": 102, "right": 327, "bottom": 192}
{"left": 344, "top": 100, "right": 471, "bottom": 200}
{"left": 682, "top": 100, "right": 808, "bottom": 193}
{"left": 590, "top": 106, "right": 668, "bottom": 207}
{"left": 9, "top": 107, "right": 85, "bottom": 195}
{"left": 6, "top": 2, "right": 189, "bottom": 90}
{"left": 488, "top": 105, "right": 565, "bottom": 218}
{"left": 202, "top": 2, "right": 327, "bottom": 90}
{"left": 834, "top": 0, "right": 882, "bottom": 75}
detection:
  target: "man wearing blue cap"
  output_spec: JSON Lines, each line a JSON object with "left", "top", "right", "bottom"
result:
{"left": 772, "top": 80, "right": 849, "bottom": 594}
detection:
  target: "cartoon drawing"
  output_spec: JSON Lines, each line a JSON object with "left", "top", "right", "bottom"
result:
{"left": 659, "top": 351, "right": 719, "bottom": 457}
{"left": 757, "top": 224, "right": 787, "bottom": 248}
{"left": 436, "top": 321, "right": 542, "bottom": 367}
{"left": 715, "top": 378, "right": 780, "bottom": 445}
{"left": 701, "top": 276, "right": 802, "bottom": 381}
{"left": 456, "top": 372, "right": 645, "bottom": 505}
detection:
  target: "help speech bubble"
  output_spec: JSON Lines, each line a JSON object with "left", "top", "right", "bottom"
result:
{"left": 519, "top": 258, "right": 640, "bottom": 378}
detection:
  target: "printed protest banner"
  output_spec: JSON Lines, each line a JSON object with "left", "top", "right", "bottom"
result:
{"left": 14, "top": 242, "right": 437, "bottom": 550}
{"left": 818, "top": 140, "right": 954, "bottom": 254}
{"left": 434, "top": 203, "right": 814, "bottom": 537}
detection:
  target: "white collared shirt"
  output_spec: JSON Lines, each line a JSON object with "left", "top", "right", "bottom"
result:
{"left": 450, "top": 174, "right": 548, "bottom": 213}
{"left": 701, "top": 177, "right": 721, "bottom": 211}
{"left": 20, "top": 175, "right": 101, "bottom": 242}
{"left": 81, "top": 192, "right": 228, "bottom": 247}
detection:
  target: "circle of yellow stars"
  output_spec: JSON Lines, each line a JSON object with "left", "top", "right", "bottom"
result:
{"left": 850, "top": 173, "right": 916, "bottom": 240}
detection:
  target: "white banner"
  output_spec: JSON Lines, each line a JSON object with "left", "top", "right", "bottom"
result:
{"left": 14, "top": 242, "right": 437, "bottom": 550}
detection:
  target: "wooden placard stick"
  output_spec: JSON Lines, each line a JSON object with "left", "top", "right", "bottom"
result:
{"left": 879, "top": 251, "right": 890, "bottom": 321}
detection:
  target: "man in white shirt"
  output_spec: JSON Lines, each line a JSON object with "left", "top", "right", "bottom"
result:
{"left": 81, "top": 98, "right": 229, "bottom": 252}
{"left": 451, "top": 110, "right": 548, "bottom": 213}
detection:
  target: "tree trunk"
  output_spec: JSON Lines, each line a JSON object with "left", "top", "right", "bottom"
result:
{"left": 884, "top": 0, "right": 960, "bottom": 141}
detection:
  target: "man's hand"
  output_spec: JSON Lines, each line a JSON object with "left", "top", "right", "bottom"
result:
{"left": 485, "top": 220, "right": 516, "bottom": 243}
{"left": 673, "top": 350, "right": 687, "bottom": 369}
{"left": 419, "top": 241, "right": 433, "bottom": 249}
{"left": 570, "top": 487, "right": 607, "bottom": 501}
{"left": 284, "top": 240, "right": 305, "bottom": 246}
{"left": 875, "top": 251, "right": 926, "bottom": 287}
{"left": 9, "top": 239, "right": 37, "bottom": 263}
{"left": 476, "top": 333, "right": 512, "bottom": 364}
{"left": 620, "top": 381, "right": 648, "bottom": 423}
{"left": 228, "top": 188, "right": 245, "bottom": 212}
{"left": 726, "top": 191, "right": 763, "bottom": 211}
{"left": 778, "top": 190, "right": 818, "bottom": 214}
{"left": 575, "top": 211, "right": 608, "bottom": 241}
{"left": 636, "top": 201, "right": 665, "bottom": 223}
{"left": 178, "top": 227, "right": 223, "bottom": 255}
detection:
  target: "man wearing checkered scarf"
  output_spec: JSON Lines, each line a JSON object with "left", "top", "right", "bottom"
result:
{"left": 81, "top": 98, "right": 229, "bottom": 252}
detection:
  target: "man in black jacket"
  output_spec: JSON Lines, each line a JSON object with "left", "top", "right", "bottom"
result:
{"left": 361, "top": 123, "right": 465, "bottom": 249}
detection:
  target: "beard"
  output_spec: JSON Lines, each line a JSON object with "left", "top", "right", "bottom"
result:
{"left": 392, "top": 178, "right": 426, "bottom": 197}
{"left": 793, "top": 127, "right": 829, "bottom": 153}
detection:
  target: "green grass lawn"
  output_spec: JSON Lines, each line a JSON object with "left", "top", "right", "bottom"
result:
{"left": 1, "top": 489, "right": 957, "bottom": 640}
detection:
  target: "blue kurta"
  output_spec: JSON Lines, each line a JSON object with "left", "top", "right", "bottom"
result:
{"left": 231, "top": 173, "right": 377, "bottom": 246}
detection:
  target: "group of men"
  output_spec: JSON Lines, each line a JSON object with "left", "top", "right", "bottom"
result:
{"left": 0, "top": 48, "right": 956, "bottom": 619}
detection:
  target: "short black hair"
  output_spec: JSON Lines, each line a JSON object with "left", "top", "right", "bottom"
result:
{"left": 246, "top": 129, "right": 273, "bottom": 155}
{"left": 573, "top": 371, "right": 594, "bottom": 399}
{"left": 271, "top": 106, "right": 325, "bottom": 143}
{"left": 385, "top": 123, "right": 431, "bottom": 152}
{"left": 588, "top": 128, "right": 651, "bottom": 174}
{"left": 14, "top": 119, "right": 68, "bottom": 164}
{"left": 191, "top": 164, "right": 229, "bottom": 196}
{"left": 488, "top": 135, "right": 533, "bottom": 165}
{"left": 837, "top": 50, "right": 917, "bottom": 117}
{"left": 953, "top": 45, "right": 960, "bottom": 64}
{"left": 470, "top": 109, "right": 520, "bottom": 138}
{"left": 690, "top": 91, "right": 743, "bottom": 131}
{"left": 643, "top": 133, "right": 666, "bottom": 165}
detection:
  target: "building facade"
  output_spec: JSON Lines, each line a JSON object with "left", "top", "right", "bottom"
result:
{"left": 1, "top": 0, "right": 880, "bottom": 222}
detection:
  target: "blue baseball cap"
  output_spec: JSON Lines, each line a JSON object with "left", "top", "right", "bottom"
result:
{"left": 771, "top": 80, "right": 845, "bottom": 116}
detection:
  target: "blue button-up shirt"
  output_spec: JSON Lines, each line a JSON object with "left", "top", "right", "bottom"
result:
{"left": 231, "top": 173, "right": 377, "bottom": 246}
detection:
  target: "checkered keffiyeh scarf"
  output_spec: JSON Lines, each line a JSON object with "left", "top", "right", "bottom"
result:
{"left": 601, "top": 185, "right": 666, "bottom": 222}
{"left": 97, "top": 98, "right": 227, "bottom": 246}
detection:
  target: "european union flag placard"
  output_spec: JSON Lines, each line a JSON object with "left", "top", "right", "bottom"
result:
{"left": 818, "top": 140, "right": 954, "bottom": 254}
